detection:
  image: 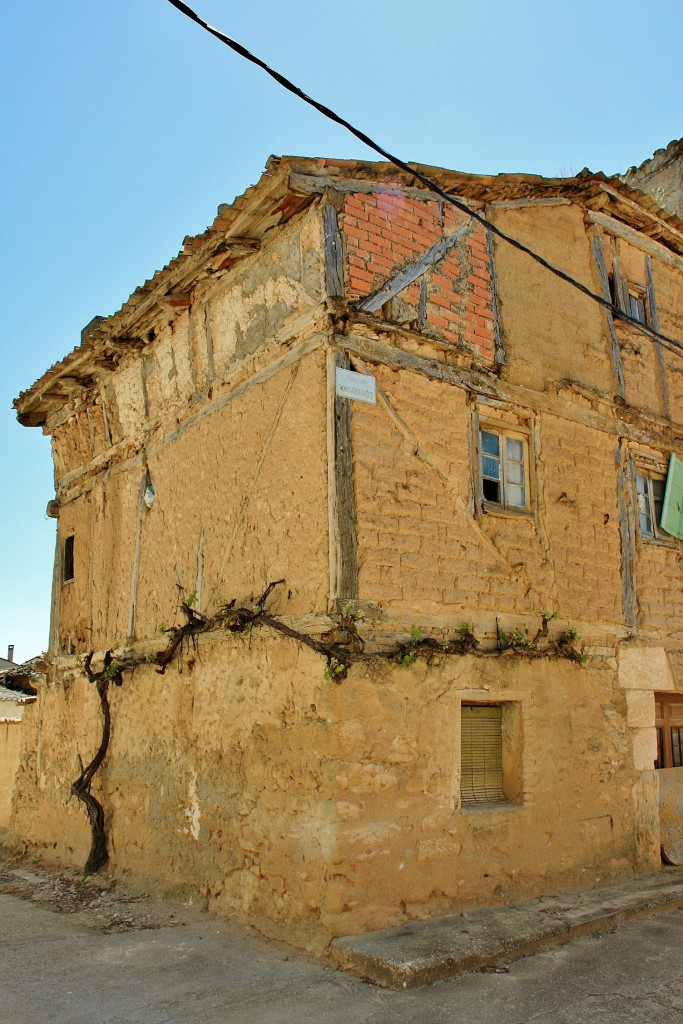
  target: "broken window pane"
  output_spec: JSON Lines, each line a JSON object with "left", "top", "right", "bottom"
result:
{"left": 483, "top": 478, "right": 501, "bottom": 503}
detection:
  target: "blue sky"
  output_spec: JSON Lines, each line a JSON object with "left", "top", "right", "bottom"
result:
{"left": 2, "top": 0, "right": 682, "bottom": 662}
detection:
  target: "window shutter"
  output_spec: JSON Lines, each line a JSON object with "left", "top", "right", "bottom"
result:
{"left": 461, "top": 705, "right": 505, "bottom": 804}
{"left": 660, "top": 453, "right": 683, "bottom": 540}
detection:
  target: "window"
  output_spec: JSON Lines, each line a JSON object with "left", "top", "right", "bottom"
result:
{"left": 628, "top": 286, "right": 648, "bottom": 325}
{"left": 655, "top": 694, "right": 683, "bottom": 769}
{"left": 461, "top": 704, "right": 505, "bottom": 805}
{"left": 607, "top": 273, "right": 649, "bottom": 325}
{"left": 480, "top": 427, "right": 529, "bottom": 511}
{"left": 63, "top": 535, "right": 75, "bottom": 583}
{"left": 636, "top": 471, "right": 666, "bottom": 541}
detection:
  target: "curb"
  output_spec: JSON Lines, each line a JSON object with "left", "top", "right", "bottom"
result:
{"left": 330, "top": 870, "right": 683, "bottom": 989}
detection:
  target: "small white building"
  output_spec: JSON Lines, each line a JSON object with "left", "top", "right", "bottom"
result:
{"left": 0, "top": 684, "right": 37, "bottom": 830}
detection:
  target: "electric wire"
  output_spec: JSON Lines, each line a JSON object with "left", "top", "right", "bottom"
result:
{"left": 166, "top": 0, "right": 683, "bottom": 362}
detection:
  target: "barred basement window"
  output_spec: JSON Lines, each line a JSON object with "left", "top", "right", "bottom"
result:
{"left": 461, "top": 704, "right": 505, "bottom": 805}
{"left": 63, "top": 535, "right": 75, "bottom": 584}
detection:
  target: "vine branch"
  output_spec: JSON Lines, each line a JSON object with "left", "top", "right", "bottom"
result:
{"left": 72, "top": 583, "right": 585, "bottom": 872}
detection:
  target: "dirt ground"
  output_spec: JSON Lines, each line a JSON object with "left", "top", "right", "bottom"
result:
{"left": 0, "top": 842, "right": 206, "bottom": 933}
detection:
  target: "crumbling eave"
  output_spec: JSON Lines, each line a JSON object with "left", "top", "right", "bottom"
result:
{"left": 15, "top": 154, "right": 683, "bottom": 429}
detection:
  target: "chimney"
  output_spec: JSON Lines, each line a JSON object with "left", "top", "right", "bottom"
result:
{"left": 7, "top": 645, "right": 14, "bottom": 662}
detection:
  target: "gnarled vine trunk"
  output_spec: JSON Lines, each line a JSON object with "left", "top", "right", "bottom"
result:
{"left": 71, "top": 657, "right": 113, "bottom": 874}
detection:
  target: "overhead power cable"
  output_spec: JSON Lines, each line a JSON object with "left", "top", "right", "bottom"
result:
{"left": 166, "top": 0, "right": 683, "bottom": 361}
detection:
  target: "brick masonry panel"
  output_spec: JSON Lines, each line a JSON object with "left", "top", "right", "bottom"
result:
{"left": 341, "top": 194, "right": 496, "bottom": 366}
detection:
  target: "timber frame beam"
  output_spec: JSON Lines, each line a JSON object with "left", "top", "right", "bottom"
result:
{"left": 326, "top": 348, "right": 358, "bottom": 607}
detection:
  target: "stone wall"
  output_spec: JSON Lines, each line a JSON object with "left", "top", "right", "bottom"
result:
{"left": 621, "top": 140, "right": 683, "bottom": 220}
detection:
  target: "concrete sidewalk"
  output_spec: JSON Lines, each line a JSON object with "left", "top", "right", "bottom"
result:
{"left": 332, "top": 868, "right": 683, "bottom": 989}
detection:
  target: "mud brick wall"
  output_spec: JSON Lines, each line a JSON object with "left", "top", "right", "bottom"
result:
{"left": 55, "top": 350, "right": 329, "bottom": 653}
{"left": 350, "top": 363, "right": 624, "bottom": 628}
{"left": 635, "top": 538, "right": 683, "bottom": 632}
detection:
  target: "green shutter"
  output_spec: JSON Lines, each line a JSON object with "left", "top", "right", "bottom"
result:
{"left": 660, "top": 453, "right": 683, "bottom": 540}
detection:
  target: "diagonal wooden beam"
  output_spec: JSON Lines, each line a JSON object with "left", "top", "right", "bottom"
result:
{"left": 352, "top": 221, "right": 472, "bottom": 314}
{"left": 591, "top": 236, "right": 625, "bottom": 400}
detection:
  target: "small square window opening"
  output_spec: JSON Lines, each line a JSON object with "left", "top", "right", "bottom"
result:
{"left": 628, "top": 287, "right": 647, "bottom": 325}
{"left": 480, "top": 428, "right": 529, "bottom": 511}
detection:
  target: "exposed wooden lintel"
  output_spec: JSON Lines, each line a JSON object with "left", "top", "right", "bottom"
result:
{"left": 289, "top": 171, "right": 462, "bottom": 205}
{"left": 158, "top": 292, "right": 193, "bottom": 311}
{"left": 586, "top": 210, "right": 683, "bottom": 274}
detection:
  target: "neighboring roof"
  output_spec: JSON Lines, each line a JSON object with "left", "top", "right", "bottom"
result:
{"left": 0, "top": 684, "right": 35, "bottom": 704}
{"left": 0, "top": 658, "right": 15, "bottom": 673}
{"left": 14, "top": 155, "right": 683, "bottom": 429}
{"left": 0, "top": 656, "right": 44, "bottom": 696}
{"left": 622, "top": 137, "right": 683, "bottom": 178}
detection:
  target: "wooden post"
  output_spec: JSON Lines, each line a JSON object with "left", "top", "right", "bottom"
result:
{"left": 126, "top": 467, "right": 148, "bottom": 639}
{"left": 591, "top": 236, "right": 626, "bottom": 400}
{"left": 323, "top": 204, "right": 345, "bottom": 299}
{"left": 645, "top": 255, "right": 670, "bottom": 420}
{"left": 615, "top": 438, "right": 637, "bottom": 629}
{"left": 326, "top": 348, "right": 358, "bottom": 607}
{"left": 486, "top": 230, "right": 505, "bottom": 366}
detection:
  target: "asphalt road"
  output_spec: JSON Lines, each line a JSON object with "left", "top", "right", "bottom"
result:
{"left": 2, "top": 893, "right": 682, "bottom": 1024}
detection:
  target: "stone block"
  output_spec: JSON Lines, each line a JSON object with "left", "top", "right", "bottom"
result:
{"left": 630, "top": 727, "right": 657, "bottom": 771}
{"left": 625, "top": 690, "right": 655, "bottom": 729}
{"left": 619, "top": 647, "right": 674, "bottom": 691}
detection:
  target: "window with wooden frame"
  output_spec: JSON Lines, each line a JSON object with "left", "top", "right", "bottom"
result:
{"left": 627, "top": 285, "right": 648, "bottom": 325}
{"left": 479, "top": 425, "right": 530, "bottom": 512}
{"left": 654, "top": 694, "right": 683, "bottom": 769}
{"left": 461, "top": 704, "right": 505, "bottom": 805}
{"left": 607, "top": 271, "right": 650, "bottom": 326}
{"left": 63, "top": 535, "right": 75, "bottom": 584}
{"left": 636, "top": 469, "right": 667, "bottom": 542}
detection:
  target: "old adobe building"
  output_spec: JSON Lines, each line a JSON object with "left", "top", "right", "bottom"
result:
{"left": 10, "top": 154, "right": 683, "bottom": 953}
